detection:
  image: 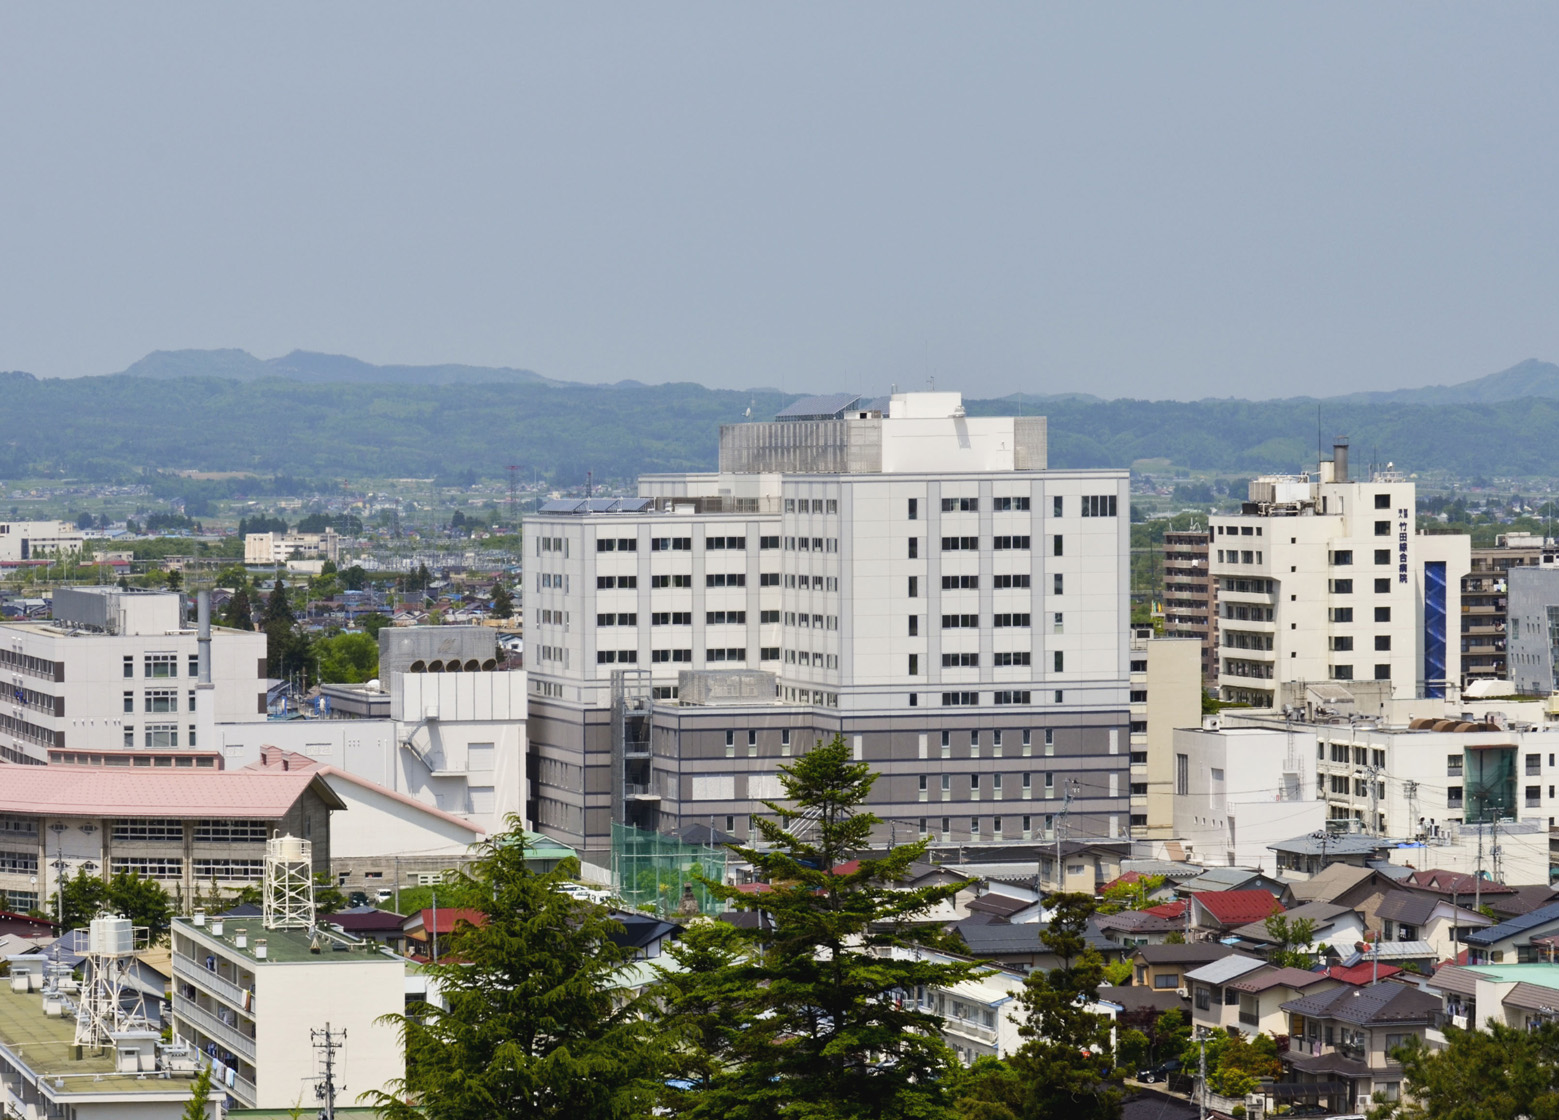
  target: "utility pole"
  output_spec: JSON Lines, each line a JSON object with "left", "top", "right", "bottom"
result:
{"left": 311, "top": 1023, "right": 346, "bottom": 1120}
{"left": 1476, "top": 824, "right": 1484, "bottom": 915}
{"left": 1053, "top": 779, "right": 1080, "bottom": 894}
{"left": 1197, "top": 1030, "right": 1209, "bottom": 1120}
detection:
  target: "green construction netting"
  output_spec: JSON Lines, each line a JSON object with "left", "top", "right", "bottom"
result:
{"left": 611, "top": 821, "right": 729, "bottom": 917}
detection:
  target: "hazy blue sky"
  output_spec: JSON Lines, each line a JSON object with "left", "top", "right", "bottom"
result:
{"left": 4, "top": 5, "right": 1559, "bottom": 400}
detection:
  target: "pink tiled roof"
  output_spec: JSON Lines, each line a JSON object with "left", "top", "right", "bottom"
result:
{"left": 1324, "top": 961, "right": 1404, "bottom": 985}
{"left": 0, "top": 762, "right": 344, "bottom": 817}
{"left": 1194, "top": 890, "right": 1283, "bottom": 926}
{"left": 1144, "top": 900, "right": 1188, "bottom": 920}
{"left": 244, "top": 747, "right": 485, "bottom": 836}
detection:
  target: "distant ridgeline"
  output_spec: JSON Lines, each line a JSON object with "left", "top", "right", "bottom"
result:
{"left": 0, "top": 353, "right": 1556, "bottom": 483}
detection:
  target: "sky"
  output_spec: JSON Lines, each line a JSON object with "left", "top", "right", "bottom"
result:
{"left": 3, "top": 5, "right": 1559, "bottom": 401}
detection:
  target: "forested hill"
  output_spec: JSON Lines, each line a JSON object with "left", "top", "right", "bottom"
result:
{"left": 3, "top": 362, "right": 1559, "bottom": 482}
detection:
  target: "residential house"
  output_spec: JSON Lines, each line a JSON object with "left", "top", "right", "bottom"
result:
{"left": 1227, "top": 901, "right": 1367, "bottom": 962}
{"left": 1095, "top": 907, "right": 1185, "bottom": 949}
{"left": 1189, "top": 890, "right": 1284, "bottom": 938}
{"left": 1279, "top": 983, "right": 1442, "bottom": 1114}
{"left": 1401, "top": 869, "right": 1526, "bottom": 919}
{"left": 1131, "top": 943, "right": 1244, "bottom": 992}
{"left": 1289, "top": 864, "right": 1404, "bottom": 932}
{"left": 1461, "top": 901, "right": 1559, "bottom": 966}
{"left": 1430, "top": 962, "right": 1559, "bottom": 1034}
{"left": 402, "top": 907, "right": 487, "bottom": 961}
{"left": 1176, "top": 867, "right": 1295, "bottom": 905}
{"left": 1374, "top": 891, "right": 1491, "bottom": 962}
{"left": 322, "top": 907, "right": 408, "bottom": 953}
{"left": 1189, "top": 958, "right": 1340, "bottom": 1038}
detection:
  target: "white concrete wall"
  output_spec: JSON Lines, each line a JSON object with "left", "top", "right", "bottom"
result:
{"left": 1171, "top": 726, "right": 1326, "bottom": 868}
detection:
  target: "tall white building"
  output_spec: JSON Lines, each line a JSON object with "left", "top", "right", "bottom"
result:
{"left": 525, "top": 391, "right": 1132, "bottom": 860}
{"left": 0, "top": 519, "right": 83, "bottom": 562}
{"left": 1212, "top": 441, "right": 1469, "bottom": 707}
{"left": 0, "top": 587, "right": 267, "bottom": 765}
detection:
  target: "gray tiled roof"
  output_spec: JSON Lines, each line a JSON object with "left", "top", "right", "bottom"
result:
{"left": 1462, "top": 900, "right": 1559, "bottom": 948}
{"left": 1282, "top": 981, "right": 1441, "bottom": 1026}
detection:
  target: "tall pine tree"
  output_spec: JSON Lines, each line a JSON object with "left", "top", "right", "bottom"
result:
{"left": 367, "top": 820, "right": 665, "bottom": 1119}
{"left": 681, "top": 733, "right": 981, "bottom": 1120}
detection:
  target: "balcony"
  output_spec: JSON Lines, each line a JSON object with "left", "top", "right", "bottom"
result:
{"left": 624, "top": 784, "right": 661, "bottom": 800}
{"left": 173, "top": 954, "right": 254, "bottom": 1013}
{"left": 173, "top": 993, "right": 257, "bottom": 1062}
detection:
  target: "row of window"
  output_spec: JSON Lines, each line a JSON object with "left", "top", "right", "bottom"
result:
{"left": 908, "top": 651, "right": 1036, "bottom": 673}
{"left": 121, "top": 725, "right": 195, "bottom": 749}
{"left": 1327, "top": 607, "right": 1392, "bottom": 623}
{"left": 939, "top": 613, "right": 1032, "bottom": 628}
{"left": 597, "top": 535, "right": 751, "bottom": 552}
{"left": 123, "top": 689, "right": 195, "bottom": 713}
{"left": 1330, "top": 578, "right": 1398, "bottom": 594}
{"left": 1329, "top": 635, "right": 1392, "bottom": 651}
{"left": 1331, "top": 549, "right": 1406, "bottom": 566}
{"left": 941, "top": 535, "right": 1034, "bottom": 551}
{"left": 1331, "top": 665, "right": 1394, "bottom": 681}
{"left": 786, "top": 498, "right": 839, "bottom": 514}
{"left": 785, "top": 537, "right": 838, "bottom": 552}
{"left": 0, "top": 648, "right": 59, "bottom": 682}
{"left": 909, "top": 496, "right": 1095, "bottom": 519}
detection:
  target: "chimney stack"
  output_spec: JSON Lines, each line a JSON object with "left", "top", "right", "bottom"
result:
{"left": 197, "top": 590, "right": 211, "bottom": 685}
{"left": 1333, "top": 437, "right": 1350, "bottom": 483}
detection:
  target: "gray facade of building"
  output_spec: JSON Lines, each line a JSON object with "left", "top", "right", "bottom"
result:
{"left": 1507, "top": 565, "right": 1559, "bottom": 695}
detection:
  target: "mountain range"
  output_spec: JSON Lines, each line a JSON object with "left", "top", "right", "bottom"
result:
{"left": 0, "top": 352, "right": 1557, "bottom": 485}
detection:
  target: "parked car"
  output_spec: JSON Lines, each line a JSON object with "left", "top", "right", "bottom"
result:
{"left": 1136, "top": 1059, "right": 1181, "bottom": 1083}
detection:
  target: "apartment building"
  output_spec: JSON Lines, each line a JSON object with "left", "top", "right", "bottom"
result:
{"left": 1462, "top": 534, "right": 1555, "bottom": 686}
{"left": 1211, "top": 442, "right": 1470, "bottom": 707}
{"left": 170, "top": 866, "right": 404, "bottom": 1109}
{"left": 0, "top": 519, "right": 83, "bottom": 563}
{"left": 0, "top": 586, "right": 267, "bottom": 764}
{"left": 525, "top": 391, "right": 1131, "bottom": 860}
{"left": 1129, "top": 631, "right": 1202, "bottom": 838}
{"left": 1161, "top": 529, "right": 1216, "bottom": 685}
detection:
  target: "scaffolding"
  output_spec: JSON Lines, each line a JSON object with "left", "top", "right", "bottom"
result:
{"left": 611, "top": 822, "right": 729, "bottom": 918}
{"left": 611, "top": 669, "right": 658, "bottom": 831}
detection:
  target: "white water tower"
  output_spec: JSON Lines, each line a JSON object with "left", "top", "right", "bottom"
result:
{"left": 263, "top": 834, "right": 317, "bottom": 930}
{"left": 74, "top": 914, "right": 147, "bottom": 1047}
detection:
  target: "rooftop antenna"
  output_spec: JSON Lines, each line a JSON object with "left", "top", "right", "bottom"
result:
{"left": 506, "top": 465, "right": 521, "bottom": 527}
{"left": 263, "top": 834, "right": 316, "bottom": 930}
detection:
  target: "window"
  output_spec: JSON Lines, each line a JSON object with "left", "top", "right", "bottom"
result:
{"left": 705, "top": 648, "right": 746, "bottom": 662}
{"left": 908, "top": 498, "right": 918, "bottom": 520}
{"left": 1332, "top": 664, "right": 1354, "bottom": 681}
{"left": 1330, "top": 636, "right": 1353, "bottom": 651}
{"left": 188, "top": 654, "right": 199, "bottom": 677}
{"left": 113, "top": 818, "right": 184, "bottom": 842}
{"left": 993, "top": 613, "right": 1031, "bottom": 628}
{"left": 994, "top": 690, "right": 1031, "bottom": 704}
{"left": 942, "top": 652, "right": 979, "bottom": 667}
{"left": 123, "top": 655, "right": 134, "bottom": 678}
{"left": 123, "top": 691, "right": 134, "bottom": 713}
{"left": 1081, "top": 495, "right": 1118, "bottom": 517}
{"left": 706, "top": 610, "right": 747, "bottom": 624}
{"left": 1053, "top": 651, "right": 1064, "bottom": 672}
{"left": 596, "top": 537, "right": 638, "bottom": 552}
{"left": 1332, "top": 550, "right": 1353, "bottom": 566}
{"left": 1052, "top": 495, "right": 1063, "bottom": 516}
{"left": 705, "top": 536, "right": 747, "bottom": 550}
{"left": 993, "top": 652, "right": 1031, "bottom": 666}
{"left": 652, "top": 611, "right": 692, "bottom": 626}
{"left": 192, "top": 857, "right": 264, "bottom": 881}
{"left": 908, "top": 576, "right": 919, "bottom": 598}
{"left": 992, "top": 573, "right": 1030, "bottom": 588}
{"left": 942, "top": 692, "right": 979, "bottom": 706}
{"left": 1053, "top": 573, "right": 1064, "bottom": 594}
{"left": 111, "top": 856, "right": 183, "bottom": 880}
{"left": 1332, "top": 579, "right": 1353, "bottom": 593}
{"left": 1176, "top": 754, "right": 1189, "bottom": 796}
{"left": 651, "top": 537, "right": 692, "bottom": 551}
{"left": 1375, "top": 606, "right": 1391, "bottom": 622}
{"left": 597, "top": 650, "right": 639, "bottom": 663}
{"left": 909, "top": 654, "right": 920, "bottom": 675}
{"left": 1330, "top": 607, "right": 1354, "bottom": 623}
{"left": 705, "top": 573, "right": 746, "bottom": 587}
{"left": 759, "top": 609, "right": 780, "bottom": 624}
{"left": 941, "top": 614, "right": 979, "bottom": 628}
{"left": 942, "top": 575, "right": 979, "bottom": 590}
{"left": 941, "top": 497, "right": 978, "bottom": 512}
{"left": 194, "top": 819, "right": 270, "bottom": 842}
{"left": 1375, "top": 664, "right": 1391, "bottom": 680}
{"left": 1376, "top": 493, "right": 1392, "bottom": 509}
{"left": 993, "top": 535, "right": 1030, "bottom": 550}
{"left": 1052, "top": 535, "right": 1064, "bottom": 556}
{"left": 760, "top": 646, "right": 780, "bottom": 661}
{"left": 908, "top": 537, "right": 919, "bottom": 559}
{"left": 993, "top": 496, "right": 1030, "bottom": 511}
{"left": 941, "top": 536, "right": 979, "bottom": 551}
{"left": 1375, "top": 578, "right": 1391, "bottom": 593}
{"left": 1375, "top": 635, "right": 1391, "bottom": 651}
{"left": 145, "top": 724, "right": 179, "bottom": 748}
{"left": 760, "top": 572, "right": 780, "bottom": 587}
{"left": 144, "top": 653, "right": 176, "bottom": 678}
{"left": 760, "top": 535, "right": 780, "bottom": 549}
{"left": 909, "top": 615, "right": 920, "bottom": 636}
{"left": 1154, "top": 974, "right": 1179, "bottom": 989}
{"left": 145, "top": 688, "right": 178, "bottom": 713}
